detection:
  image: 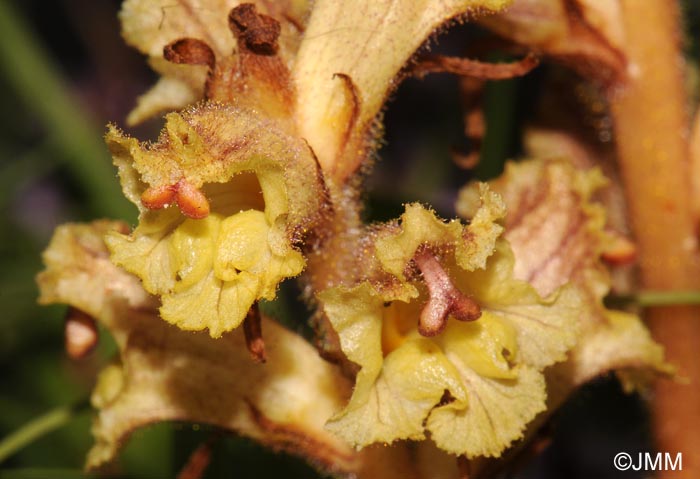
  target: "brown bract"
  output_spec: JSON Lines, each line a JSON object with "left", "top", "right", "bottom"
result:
{"left": 292, "top": 0, "right": 511, "bottom": 181}
{"left": 480, "top": 0, "right": 627, "bottom": 88}
{"left": 120, "top": 0, "right": 308, "bottom": 125}
{"left": 159, "top": 3, "right": 297, "bottom": 124}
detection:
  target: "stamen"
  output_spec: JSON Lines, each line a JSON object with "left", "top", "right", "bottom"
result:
{"left": 243, "top": 303, "right": 266, "bottom": 363}
{"left": 140, "top": 180, "right": 210, "bottom": 219}
{"left": 413, "top": 249, "right": 481, "bottom": 337}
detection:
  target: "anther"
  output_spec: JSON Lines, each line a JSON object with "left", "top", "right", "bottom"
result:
{"left": 175, "top": 180, "right": 210, "bottom": 219}
{"left": 141, "top": 184, "right": 177, "bottom": 210}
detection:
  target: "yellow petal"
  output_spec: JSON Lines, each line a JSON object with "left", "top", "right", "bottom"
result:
{"left": 564, "top": 309, "right": 669, "bottom": 386}
{"left": 319, "top": 283, "right": 386, "bottom": 407}
{"left": 458, "top": 158, "right": 669, "bottom": 454}
{"left": 215, "top": 210, "right": 269, "bottom": 279}
{"left": 427, "top": 364, "right": 546, "bottom": 458}
{"left": 169, "top": 214, "right": 220, "bottom": 290}
{"left": 452, "top": 241, "right": 582, "bottom": 369}
{"left": 375, "top": 187, "right": 505, "bottom": 281}
{"left": 37, "top": 220, "right": 155, "bottom": 320}
{"left": 437, "top": 313, "right": 518, "bottom": 380}
{"left": 327, "top": 338, "right": 465, "bottom": 446}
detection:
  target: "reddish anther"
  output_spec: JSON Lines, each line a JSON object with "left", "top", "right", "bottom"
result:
{"left": 141, "top": 181, "right": 210, "bottom": 219}
{"left": 141, "top": 184, "right": 177, "bottom": 210}
{"left": 175, "top": 180, "right": 210, "bottom": 219}
{"left": 413, "top": 249, "right": 481, "bottom": 337}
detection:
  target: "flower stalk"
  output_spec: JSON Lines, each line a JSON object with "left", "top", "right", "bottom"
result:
{"left": 609, "top": 1, "right": 700, "bottom": 476}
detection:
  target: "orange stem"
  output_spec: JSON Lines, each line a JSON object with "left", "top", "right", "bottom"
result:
{"left": 610, "top": 1, "right": 700, "bottom": 476}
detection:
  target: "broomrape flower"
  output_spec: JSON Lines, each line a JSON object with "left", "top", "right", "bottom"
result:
{"left": 320, "top": 186, "right": 582, "bottom": 458}
{"left": 105, "top": 104, "right": 326, "bottom": 337}
{"left": 103, "top": 2, "right": 332, "bottom": 338}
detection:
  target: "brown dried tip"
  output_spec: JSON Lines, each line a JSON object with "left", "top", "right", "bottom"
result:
{"left": 175, "top": 180, "right": 210, "bottom": 219}
{"left": 413, "top": 249, "right": 481, "bottom": 337}
{"left": 228, "top": 3, "right": 281, "bottom": 55}
{"left": 601, "top": 234, "right": 637, "bottom": 266}
{"left": 164, "top": 38, "right": 216, "bottom": 70}
{"left": 64, "top": 308, "right": 98, "bottom": 359}
{"left": 243, "top": 303, "right": 266, "bottom": 363}
{"left": 411, "top": 53, "right": 540, "bottom": 80}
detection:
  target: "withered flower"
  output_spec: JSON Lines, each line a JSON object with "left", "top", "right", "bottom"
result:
{"left": 38, "top": 221, "right": 355, "bottom": 473}
{"left": 457, "top": 159, "right": 668, "bottom": 395}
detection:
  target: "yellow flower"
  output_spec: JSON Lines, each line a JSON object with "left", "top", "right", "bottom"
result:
{"left": 320, "top": 187, "right": 581, "bottom": 457}
{"left": 105, "top": 103, "right": 327, "bottom": 337}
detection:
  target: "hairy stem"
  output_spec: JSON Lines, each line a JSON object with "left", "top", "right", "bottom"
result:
{"left": 610, "top": 1, "right": 700, "bottom": 477}
{"left": 691, "top": 113, "right": 700, "bottom": 222}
